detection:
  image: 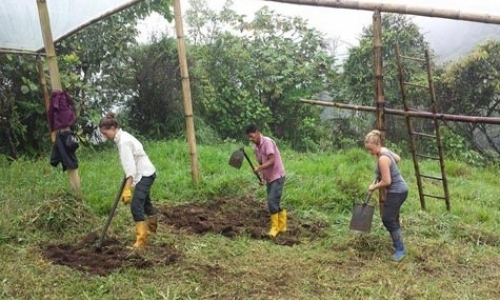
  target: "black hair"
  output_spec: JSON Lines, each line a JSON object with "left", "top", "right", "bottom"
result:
{"left": 245, "top": 123, "right": 259, "bottom": 134}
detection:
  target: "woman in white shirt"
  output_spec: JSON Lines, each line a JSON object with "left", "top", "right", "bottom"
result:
{"left": 99, "top": 113, "right": 158, "bottom": 249}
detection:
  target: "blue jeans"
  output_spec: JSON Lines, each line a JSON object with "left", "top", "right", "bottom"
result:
{"left": 382, "top": 191, "right": 408, "bottom": 232}
{"left": 266, "top": 177, "right": 285, "bottom": 214}
{"left": 131, "top": 173, "right": 157, "bottom": 222}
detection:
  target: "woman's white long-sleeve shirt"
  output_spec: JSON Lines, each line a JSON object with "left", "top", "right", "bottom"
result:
{"left": 113, "top": 129, "right": 156, "bottom": 185}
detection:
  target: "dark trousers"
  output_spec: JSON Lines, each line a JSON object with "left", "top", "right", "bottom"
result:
{"left": 382, "top": 191, "right": 408, "bottom": 232}
{"left": 266, "top": 177, "right": 285, "bottom": 214}
{"left": 131, "top": 173, "right": 157, "bottom": 222}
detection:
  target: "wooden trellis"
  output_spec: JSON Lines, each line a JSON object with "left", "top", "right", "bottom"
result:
{"left": 265, "top": 0, "right": 500, "bottom": 211}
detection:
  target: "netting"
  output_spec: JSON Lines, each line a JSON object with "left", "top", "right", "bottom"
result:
{"left": 0, "top": 0, "right": 142, "bottom": 53}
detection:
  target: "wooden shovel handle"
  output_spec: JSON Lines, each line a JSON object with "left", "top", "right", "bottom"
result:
{"left": 241, "top": 147, "right": 262, "bottom": 182}
{"left": 363, "top": 179, "right": 379, "bottom": 204}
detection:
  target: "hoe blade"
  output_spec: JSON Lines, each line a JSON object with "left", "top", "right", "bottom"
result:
{"left": 229, "top": 149, "right": 244, "bottom": 169}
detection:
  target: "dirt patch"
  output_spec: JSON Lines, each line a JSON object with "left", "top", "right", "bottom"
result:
{"left": 41, "top": 196, "right": 328, "bottom": 276}
{"left": 158, "top": 196, "right": 329, "bottom": 246}
{"left": 41, "top": 232, "right": 181, "bottom": 276}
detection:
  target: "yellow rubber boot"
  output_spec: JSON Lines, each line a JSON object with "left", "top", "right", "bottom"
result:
{"left": 133, "top": 221, "right": 149, "bottom": 248}
{"left": 278, "top": 209, "right": 287, "bottom": 233}
{"left": 268, "top": 213, "right": 279, "bottom": 238}
{"left": 146, "top": 214, "right": 158, "bottom": 234}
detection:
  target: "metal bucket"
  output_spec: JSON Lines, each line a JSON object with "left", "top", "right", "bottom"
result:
{"left": 349, "top": 191, "right": 375, "bottom": 233}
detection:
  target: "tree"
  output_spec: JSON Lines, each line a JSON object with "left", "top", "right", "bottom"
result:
{"left": 436, "top": 40, "right": 500, "bottom": 158}
{"left": 186, "top": 0, "right": 339, "bottom": 150}
{"left": 341, "top": 14, "right": 429, "bottom": 142}
{"left": 126, "top": 36, "right": 185, "bottom": 140}
{"left": 0, "top": 54, "right": 50, "bottom": 157}
{"left": 56, "top": 0, "right": 174, "bottom": 113}
{"left": 0, "top": 0, "right": 174, "bottom": 157}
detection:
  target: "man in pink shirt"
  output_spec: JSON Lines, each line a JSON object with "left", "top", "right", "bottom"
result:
{"left": 246, "top": 124, "right": 286, "bottom": 238}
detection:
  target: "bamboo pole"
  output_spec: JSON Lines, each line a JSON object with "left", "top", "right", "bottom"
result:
{"left": 373, "top": 10, "right": 385, "bottom": 144}
{"left": 36, "top": 55, "right": 52, "bottom": 136}
{"left": 372, "top": 10, "right": 386, "bottom": 216}
{"left": 36, "top": 0, "right": 60, "bottom": 143}
{"left": 0, "top": 48, "right": 45, "bottom": 56}
{"left": 264, "top": 0, "right": 500, "bottom": 24}
{"left": 300, "top": 99, "right": 500, "bottom": 124}
{"left": 173, "top": 0, "right": 199, "bottom": 184}
{"left": 34, "top": 0, "right": 146, "bottom": 53}
{"left": 36, "top": 0, "right": 62, "bottom": 92}
{"left": 37, "top": 0, "right": 81, "bottom": 196}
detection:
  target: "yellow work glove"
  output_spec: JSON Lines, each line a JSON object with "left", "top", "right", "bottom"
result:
{"left": 121, "top": 187, "right": 132, "bottom": 205}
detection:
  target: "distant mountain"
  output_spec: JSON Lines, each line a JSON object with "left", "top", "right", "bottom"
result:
{"left": 417, "top": 17, "right": 500, "bottom": 64}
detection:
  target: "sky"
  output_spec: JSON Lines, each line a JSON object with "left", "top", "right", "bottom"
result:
{"left": 137, "top": 0, "right": 500, "bottom": 56}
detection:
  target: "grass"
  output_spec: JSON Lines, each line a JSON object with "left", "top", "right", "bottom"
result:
{"left": 1, "top": 139, "right": 500, "bottom": 299}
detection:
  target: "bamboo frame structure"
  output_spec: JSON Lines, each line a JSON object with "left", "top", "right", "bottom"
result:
{"left": 36, "top": 55, "right": 52, "bottom": 136}
{"left": 36, "top": 0, "right": 61, "bottom": 91}
{"left": 173, "top": 0, "right": 200, "bottom": 184}
{"left": 34, "top": 0, "right": 145, "bottom": 53}
{"left": 372, "top": 10, "right": 386, "bottom": 214}
{"left": 0, "top": 48, "right": 45, "bottom": 55}
{"left": 5, "top": 0, "right": 200, "bottom": 187}
{"left": 264, "top": 0, "right": 500, "bottom": 24}
{"left": 37, "top": 0, "right": 81, "bottom": 196}
{"left": 4, "top": 0, "right": 498, "bottom": 191}
{"left": 300, "top": 99, "right": 500, "bottom": 125}
{"left": 373, "top": 10, "right": 384, "bottom": 143}
{"left": 394, "top": 45, "right": 426, "bottom": 210}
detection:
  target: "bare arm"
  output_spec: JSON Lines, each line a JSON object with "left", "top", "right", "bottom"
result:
{"left": 369, "top": 156, "right": 392, "bottom": 191}
{"left": 255, "top": 154, "right": 275, "bottom": 172}
{"left": 381, "top": 147, "right": 401, "bottom": 163}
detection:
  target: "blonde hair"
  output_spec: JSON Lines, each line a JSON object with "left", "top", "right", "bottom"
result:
{"left": 365, "top": 129, "right": 382, "bottom": 145}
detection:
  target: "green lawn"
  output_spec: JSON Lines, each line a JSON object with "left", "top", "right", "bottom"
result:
{"left": 1, "top": 140, "right": 499, "bottom": 299}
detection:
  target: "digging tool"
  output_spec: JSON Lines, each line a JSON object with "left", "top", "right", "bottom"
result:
{"left": 95, "top": 176, "right": 127, "bottom": 252}
{"left": 349, "top": 181, "right": 377, "bottom": 233}
{"left": 229, "top": 147, "right": 262, "bottom": 182}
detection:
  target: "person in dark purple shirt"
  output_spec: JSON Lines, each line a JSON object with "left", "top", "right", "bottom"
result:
{"left": 48, "top": 91, "right": 81, "bottom": 195}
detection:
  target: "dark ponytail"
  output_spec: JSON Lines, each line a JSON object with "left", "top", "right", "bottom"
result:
{"left": 98, "top": 112, "right": 119, "bottom": 129}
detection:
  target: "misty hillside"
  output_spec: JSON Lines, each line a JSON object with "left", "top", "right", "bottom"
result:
{"left": 418, "top": 18, "right": 500, "bottom": 64}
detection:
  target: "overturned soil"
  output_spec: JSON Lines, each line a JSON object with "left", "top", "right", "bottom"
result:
{"left": 41, "top": 232, "right": 181, "bottom": 276}
{"left": 41, "top": 196, "right": 328, "bottom": 276}
{"left": 157, "top": 196, "right": 329, "bottom": 245}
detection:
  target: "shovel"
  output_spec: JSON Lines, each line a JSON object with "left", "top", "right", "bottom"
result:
{"left": 349, "top": 185, "right": 376, "bottom": 233}
{"left": 229, "top": 147, "right": 262, "bottom": 182}
{"left": 95, "top": 176, "right": 127, "bottom": 252}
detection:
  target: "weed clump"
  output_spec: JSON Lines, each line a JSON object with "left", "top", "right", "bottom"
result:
{"left": 20, "top": 192, "right": 97, "bottom": 235}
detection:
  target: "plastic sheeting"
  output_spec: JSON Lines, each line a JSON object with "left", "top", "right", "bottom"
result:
{"left": 0, "top": 0, "right": 143, "bottom": 53}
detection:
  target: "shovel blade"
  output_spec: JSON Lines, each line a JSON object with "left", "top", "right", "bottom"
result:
{"left": 349, "top": 204, "right": 375, "bottom": 233}
{"left": 229, "top": 149, "right": 244, "bottom": 169}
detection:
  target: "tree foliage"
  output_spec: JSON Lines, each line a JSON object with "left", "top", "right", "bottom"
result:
{"left": 0, "top": 55, "right": 49, "bottom": 157}
{"left": 436, "top": 40, "right": 500, "bottom": 158}
{"left": 0, "top": 0, "right": 173, "bottom": 158}
{"left": 186, "top": 0, "right": 338, "bottom": 150}
{"left": 126, "top": 37, "right": 185, "bottom": 140}
{"left": 341, "top": 14, "right": 429, "bottom": 142}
